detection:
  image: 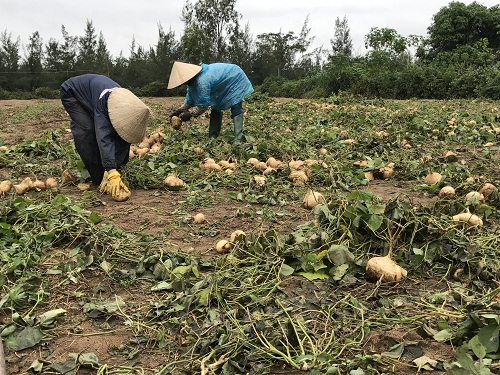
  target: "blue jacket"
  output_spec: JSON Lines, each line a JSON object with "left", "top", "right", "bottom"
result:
{"left": 61, "top": 74, "right": 126, "bottom": 170}
{"left": 185, "top": 63, "right": 254, "bottom": 110}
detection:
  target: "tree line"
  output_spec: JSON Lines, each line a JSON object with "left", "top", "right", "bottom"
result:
{"left": 0, "top": 0, "right": 499, "bottom": 100}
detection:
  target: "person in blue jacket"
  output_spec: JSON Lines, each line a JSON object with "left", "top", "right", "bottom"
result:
{"left": 167, "top": 61, "right": 254, "bottom": 147}
{"left": 60, "top": 74, "right": 150, "bottom": 199}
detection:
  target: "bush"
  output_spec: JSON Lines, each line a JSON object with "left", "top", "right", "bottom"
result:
{"left": 137, "top": 81, "right": 170, "bottom": 97}
{"left": 34, "top": 87, "right": 59, "bottom": 99}
{"left": 0, "top": 88, "right": 11, "bottom": 100}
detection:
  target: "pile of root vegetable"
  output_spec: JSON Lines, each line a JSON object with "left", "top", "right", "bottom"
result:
{"left": 0, "top": 95, "right": 499, "bottom": 375}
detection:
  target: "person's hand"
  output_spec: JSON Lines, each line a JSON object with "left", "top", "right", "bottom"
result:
{"left": 170, "top": 108, "right": 183, "bottom": 118}
{"left": 107, "top": 171, "right": 129, "bottom": 198}
{"left": 99, "top": 171, "right": 109, "bottom": 193}
{"left": 180, "top": 111, "right": 192, "bottom": 122}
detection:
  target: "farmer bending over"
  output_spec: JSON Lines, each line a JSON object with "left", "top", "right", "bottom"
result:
{"left": 60, "top": 74, "right": 150, "bottom": 199}
{"left": 168, "top": 61, "right": 254, "bottom": 147}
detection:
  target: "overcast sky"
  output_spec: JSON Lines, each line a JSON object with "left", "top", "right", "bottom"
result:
{"left": 1, "top": 0, "right": 498, "bottom": 59}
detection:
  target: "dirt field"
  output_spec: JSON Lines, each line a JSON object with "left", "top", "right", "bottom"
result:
{"left": 1, "top": 97, "right": 498, "bottom": 375}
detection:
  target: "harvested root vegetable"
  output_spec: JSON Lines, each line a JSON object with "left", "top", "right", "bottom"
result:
{"left": 193, "top": 213, "right": 206, "bottom": 224}
{"left": 379, "top": 165, "right": 394, "bottom": 179}
{"left": 288, "top": 160, "right": 305, "bottom": 170}
{"left": 319, "top": 148, "right": 328, "bottom": 155}
{"left": 200, "top": 158, "right": 222, "bottom": 171}
{"left": 164, "top": 175, "right": 183, "bottom": 190}
{"left": 303, "top": 189, "right": 326, "bottom": 209}
{"left": 452, "top": 212, "right": 483, "bottom": 227}
{"left": 136, "top": 147, "right": 150, "bottom": 157}
{"left": 138, "top": 136, "right": 152, "bottom": 149}
{"left": 114, "top": 189, "right": 131, "bottom": 202}
{"left": 466, "top": 176, "right": 476, "bottom": 184}
{"left": 263, "top": 167, "right": 276, "bottom": 176}
{"left": 149, "top": 143, "right": 161, "bottom": 154}
{"left": 424, "top": 172, "right": 442, "bottom": 185}
{"left": 193, "top": 147, "right": 204, "bottom": 155}
{"left": 255, "top": 161, "right": 268, "bottom": 171}
{"left": 421, "top": 154, "right": 433, "bottom": 163}
{"left": 289, "top": 170, "right": 308, "bottom": 186}
{"left": 205, "top": 163, "right": 222, "bottom": 171}
{"left": 266, "top": 157, "right": 283, "bottom": 168}
{"left": 61, "top": 169, "right": 77, "bottom": 185}
{"left": 444, "top": 151, "right": 458, "bottom": 162}
{"left": 129, "top": 145, "right": 139, "bottom": 158}
{"left": 32, "top": 179, "right": 46, "bottom": 190}
{"left": 218, "top": 160, "right": 236, "bottom": 170}
{"left": 253, "top": 175, "right": 266, "bottom": 186}
{"left": 77, "top": 183, "right": 91, "bottom": 191}
{"left": 464, "top": 191, "right": 485, "bottom": 204}
{"left": 45, "top": 178, "right": 58, "bottom": 189}
{"left": 354, "top": 160, "right": 367, "bottom": 167}
{"left": 171, "top": 116, "right": 182, "bottom": 130}
{"left": 479, "top": 182, "right": 497, "bottom": 197}
{"left": 0, "top": 180, "right": 12, "bottom": 196}
{"left": 373, "top": 130, "right": 388, "bottom": 138}
{"left": 343, "top": 139, "right": 356, "bottom": 145}
{"left": 0, "top": 146, "right": 8, "bottom": 152}
{"left": 438, "top": 186, "right": 455, "bottom": 198}
{"left": 246, "top": 158, "right": 259, "bottom": 166}
{"left": 13, "top": 177, "right": 33, "bottom": 195}
{"left": 364, "top": 171, "right": 374, "bottom": 181}
{"left": 230, "top": 230, "right": 246, "bottom": 243}
{"left": 366, "top": 255, "right": 402, "bottom": 283}
{"left": 304, "top": 159, "right": 319, "bottom": 167}
{"left": 149, "top": 131, "right": 164, "bottom": 144}
{"left": 215, "top": 239, "right": 233, "bottom": 253}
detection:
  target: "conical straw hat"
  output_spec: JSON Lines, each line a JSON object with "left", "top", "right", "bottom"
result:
{"left": 167, "top": 61, "right": 202, "bottom": 89}
{"left": 108, "top": 88, "right": 151, "bottom": 144}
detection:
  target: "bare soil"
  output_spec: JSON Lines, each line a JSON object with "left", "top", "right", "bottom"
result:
{"left": 0, "top": 99, "right": 451, "bottom": 375}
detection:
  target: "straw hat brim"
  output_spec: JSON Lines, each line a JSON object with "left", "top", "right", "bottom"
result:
{"left": 167, "top": 61, "right": 202, "bottom": 89}
{"left": 108, "top": 88, "right": 150, "bottom": 144}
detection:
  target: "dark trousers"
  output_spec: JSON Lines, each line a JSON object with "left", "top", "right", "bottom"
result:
{"left": 60, "top": 88, "right": 129, "bottom": 185}
{"left": 208, "top": 102, "right": 243, "bottom": 138}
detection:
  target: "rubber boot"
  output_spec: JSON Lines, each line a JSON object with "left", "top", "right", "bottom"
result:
{"left": 208, "top": 110, "right": 222, "bottom": 138}
{"left": 232, "top": 114, "right": 244, "bottom": 147}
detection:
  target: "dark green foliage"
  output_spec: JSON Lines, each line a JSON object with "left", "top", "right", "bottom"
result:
{"left": 1, "top": 1, "right": 500, "bottom": 100}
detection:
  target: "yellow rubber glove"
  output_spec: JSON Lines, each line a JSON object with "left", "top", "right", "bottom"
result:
{"left": 106, "top": 171, "right": 129, "bottom": 198}
{"left": 99, "top": 171, "right": 109, "bottom": 193}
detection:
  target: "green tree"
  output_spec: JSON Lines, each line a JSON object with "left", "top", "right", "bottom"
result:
{"left": 330, "top": 16, "right": 353, "bottom": 59}
{"left": 76, "top": 20, "right": 98, "bottom": 72}
{"left": 45, "top": 39, "right": 63, "bottom": 72}
{"left": 60, "top": 25, "right": 77, "bottom": 73}
{"left": 181, "top": 0, "right": 241, "bottom": 61}
{"left": 125, "top": 37, "right": 150, "bottom": 88}
{"left": 227, "top": 20, "right": 253, "bottom": 72}
{"left": 180, "top": 24, "right": 213, "bottom": 64}
{"left": 149, "top": 23, "right": 181, "bottom": 80}
{"left": 96, "top": 32, "right": 112, "bottom": 76}
{"left": 365, "top": 27, "right": 407, "bottom": 56}
{"left": 253, "top": 17, "right": 314, "bottom": 82}
{"left": 21, "top": 31, "right": 44, "bottom": 90}
{"left": 427, "top": 1, "right": 500, "bottom": 55}
{"left": 0, "top": 30, "right": 21, "bottom": 90}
